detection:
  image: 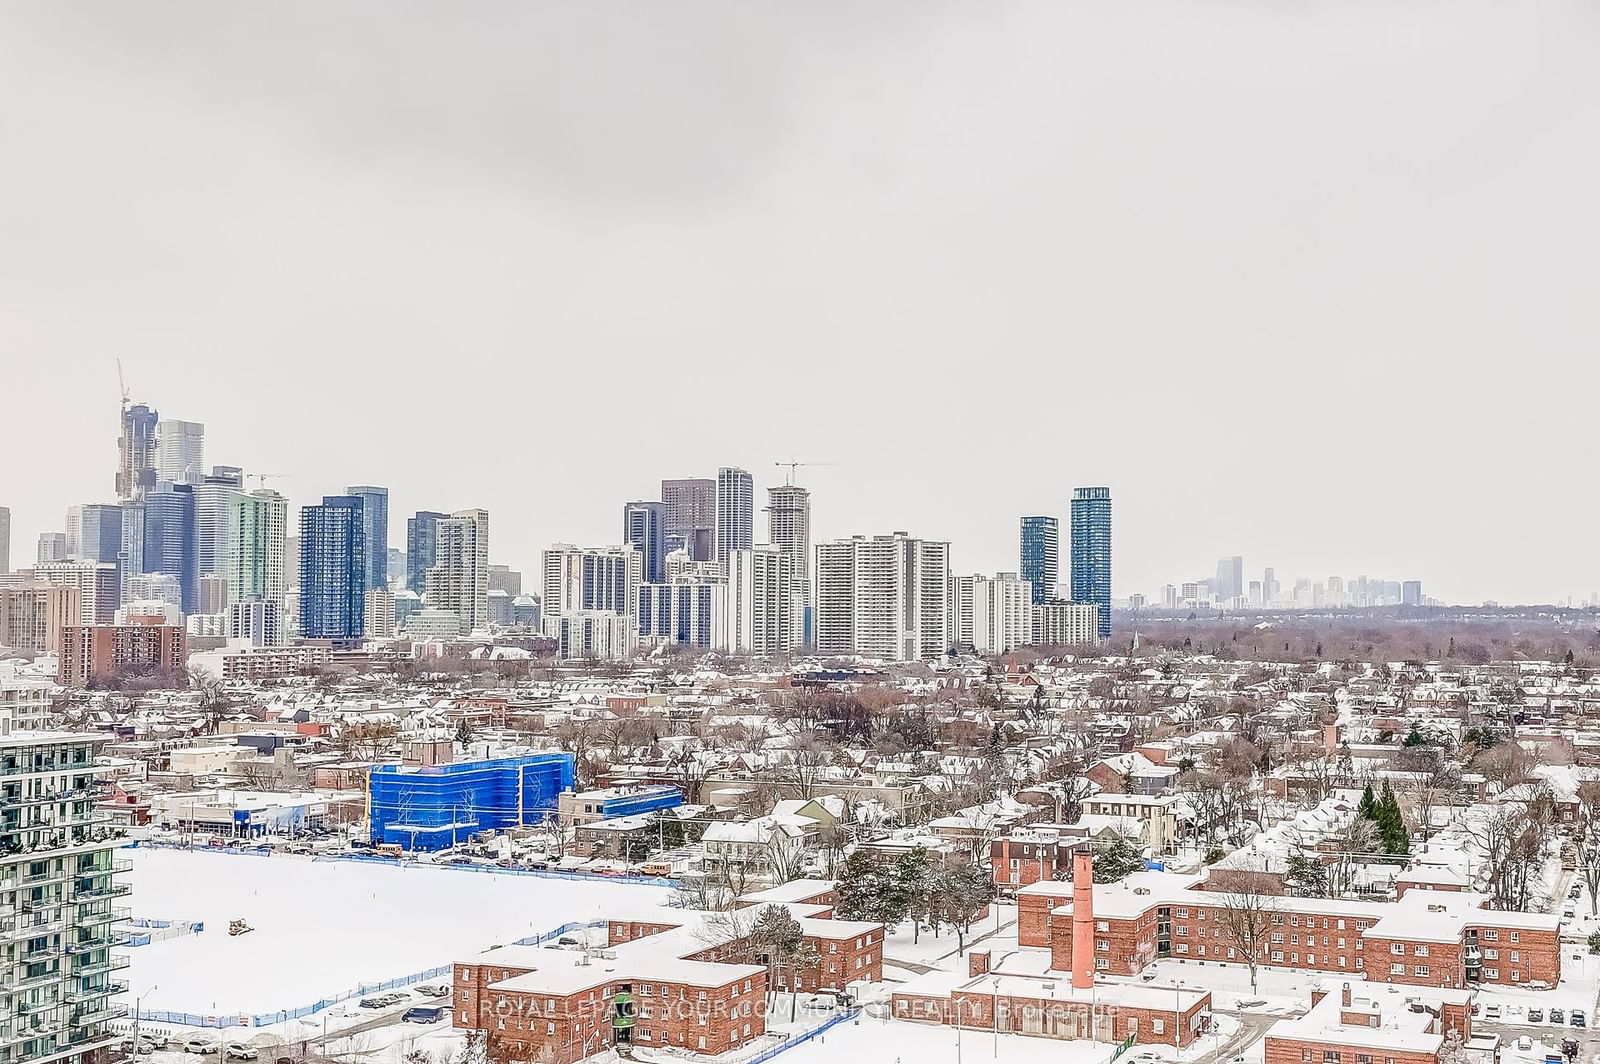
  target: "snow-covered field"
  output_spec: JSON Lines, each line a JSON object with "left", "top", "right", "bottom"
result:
{"left": 775, "top": 1012, "right": 1118, "bottom": 1064}
{"left": 122, "top": 847, "right": 676, "bottom": 1017}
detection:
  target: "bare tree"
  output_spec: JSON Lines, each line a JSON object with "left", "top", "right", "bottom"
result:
{"left": 1211, "top": 868, "right": 1281, "bottom": 993}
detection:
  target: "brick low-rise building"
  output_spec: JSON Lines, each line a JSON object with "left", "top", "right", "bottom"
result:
{"left": 1264, "top": 982, "right": 1478, "bottom": 1064}
{"left": 453, "top": 899, "right": 882, "bottom": 1063}
{"left": 1018, "top": 867, "right": 1561, "bottom": 991}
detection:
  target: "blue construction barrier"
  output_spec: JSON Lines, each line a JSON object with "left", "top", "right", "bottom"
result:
{"left": 130, "top": 919, "right": 609, "bottom": 1029}
{"left": 129, "top": 839, "right": 678, "bottom": 887}
{"left": 743, "top": 1009, "right": 862, "bottom": 1064}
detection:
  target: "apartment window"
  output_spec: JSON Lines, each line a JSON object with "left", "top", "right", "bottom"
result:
{"left": 546, "top": 1023, "right": 555, "bottom": 1035}
{"left": 1301, "top": 1052, "right": 1312, "bottom": 1064}
{"left": 1338, "top": 957, "right": 1347, "bottom": 969}
{"left": 1390, "top": 964, "right": 1405, "bottom": 975}
{"left": 1176, "top": 927, "right": 1188, "bottom": 937}
{"left": 1097, "top": 921, "right": 1110, "bottom": 932}
{"left": 1357, "top": 1054, "right": 1373, "bottom": 1064}
{"left": 1152, "top": 1020, "right": 1166, "bottom": 1035}
{"left": 1272, "top": 933, "right": 1284, "bottom": 944}
{"left": 1096, "top": 958, "right": 1110, "bottom": 970}
{"left": 642, "top": 985, "right": 654, "bottom": 997}
{"left": 1272, "top": 952, "right": 1284, "bottom": 963}
{"left": 1510, "top": 932, "right": 1520, "bottom": 944}
{"left": 1510, "top": 951, "right": 1520, "bottom": 963}
{"left": 1290, "top": 935, "right": 1300, "bottom": 945}
{"left": 1128, "top": 1019, "right": 1140, "bottom": 1033}
{"left": 1290, "top": 915, "right": 1300, "bottom": 927}
{"left": 1176, "top": 909, "right": 1190, "bottom": 919}
{"left": 1413, "top": 965, "right": 1429, "bottom": 977}
{"left": 1485, "top": 969, "right": 1499, "bottom": 980}
{"left": 1414, "top": 945, "right": 1429, "bottom": 957}
{"left": 1176, "top": 944, "right": 1189, "bottom": 955}
{"left": 1511, "top": 971, "right": 1521, "bottom": 983}
{"left": 1338, "top": 938, "right": 1346, "bottom": 949}
{"left": 1484, "top": 949, "right": 1499, "bottom": 960}
{"left": 1324, "top": 1052, "right": 1341, "bottom": 1063}
{"left": 1273, "top": 915, "right": 1285, "bottom": 925}
{"left": 1391, "top": 943, "right": 1405, "bottom": 955}
{"left": 828, "top": 944, "right": 837, "bottom": 954}
{"left": 1291, "top": 953, "right": 1300, "bottom": 964}
{"left": 1198, "top": 946, "right": 1207, "bottom": 957}
{"left": 1337, "top": 920, "right": 1346, "bottom": 930}
{"left": 640, "top": 1030, "right": 653, "bottom": 1042}
{"left": 1482, "top": 930, "right": 1498, "bottom": 941}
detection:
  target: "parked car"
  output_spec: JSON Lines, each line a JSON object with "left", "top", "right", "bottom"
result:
{"left": 1529, "top": 1008, "right": 1544, "bottom": 1023}
{"left": 1517, "top": 1038, "right": 1533, "bottom": 1051}
{"left": 1485, "top": 1005, "right": 1502, "bottom": 1021}
{"left": 403, "top": 1006, "right": 448, "bottom": 1024}
{"left": 183, "top": 1038, "right": 218, "bottom": 1055}
{"left": 1562, "top": 909, "right": 1575, "bottom": 919}
{"left": 119, "top": 1039, "right": 154, "bottom": 1055}
{"left": 225, "top": 1044, "right": 258, "bottom": 1060}
{"left": 1550, "top": 1008, "right": 1566, "bottom": 1025}
{"left": 557, "top": 936, "right": 580, "bottom": 946}
{"left": 358, "top": 997, "right": 387, "bottom": 1009}
{"left": 413, "top": 984, "right": 449, "bottom": 998}
{"left": 1571, "top": 1010, "right": 1586, "bottom": 1028}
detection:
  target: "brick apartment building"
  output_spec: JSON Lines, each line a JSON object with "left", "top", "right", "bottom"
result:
{"left": 1264, "top": 982, "right": 1478, "bottom": 1064}
{"left": 893, "top": 853, "right": 1212, "bottom": 1049}
{"left": 1019, "top": 868, "right": 1561, "bottom": 990}
{"left": 454, "top": 891, "right": 881, "bottom": 1063}
{"left": 58, "top": 618, "right": 186, "bottom": 687}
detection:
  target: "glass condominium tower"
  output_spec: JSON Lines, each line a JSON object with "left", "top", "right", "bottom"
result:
{"left": 1018, "top": 516, "right": 1059, "bottom": 605}
{"left": 1070, "top": 486, "right": 1112, "bottom": 639}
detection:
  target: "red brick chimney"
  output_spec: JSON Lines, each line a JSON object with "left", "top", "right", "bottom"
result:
{"left": 1072, "top": 849, "right": 1095, "bottom": 990}
{"left": 1341, "top": 983, "right": 1352, "bottom": 1008}
{"left": 969, "top": 951, "right": 990, "bottom": 977}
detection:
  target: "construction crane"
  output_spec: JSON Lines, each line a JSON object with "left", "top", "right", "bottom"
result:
{"left": 773, "top": 460, "right": 835, "bottom": 486}
{"left": 245, "top": 473, "right": 290, "bottom": 488}
{"left": 116, "top": 358, "right": 129, "bottom": 412}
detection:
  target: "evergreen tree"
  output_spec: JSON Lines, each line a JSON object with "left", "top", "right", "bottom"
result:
{"left": 1357, "top": 784, "right": 1377, "bottom": 821}
{"left": 1092, "top": 831, "right": 1147, "bottom": 883}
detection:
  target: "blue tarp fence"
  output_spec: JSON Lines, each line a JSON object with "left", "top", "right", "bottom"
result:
{"left": 132, "top": 919, "right": 607, "bottom": 1029}
{"left": 743, "top": 1009, "right": 862, "bottom": 1064}
{"left": 128, "top": 839, "right": 678, "bottom": 887}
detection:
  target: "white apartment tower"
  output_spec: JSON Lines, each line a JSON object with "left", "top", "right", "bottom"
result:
{"left": 540, "top": 544, "right": 642, "bottom": 625}
{"left": 714, "top": 467, "right": 754, "bottom": 568}
{"left": 154, "top": 419, "right": 206, "bottom": 484}
{"left": 814, "top": 533, "right": 950, "bottom": 661}
{"left": 766, "top": 485, "right": 811, "bottom": 641}
{"left": 973, "top": 572, "right": 1033, "bottom": 654}
{"left": 424, "top": 509, "right": 490, "bottom": 632}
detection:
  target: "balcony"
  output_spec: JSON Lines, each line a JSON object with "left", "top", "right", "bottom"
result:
{"left": 0, "top": 918, "right": 64, "bottom": 944}
{"left": 68, "top": 955, "right": 127, "bottom": 978}
{"left": 75, "top": 907, "right": 130, "bottom": 928}
{"left": 68, "top": 881, "right": 130, "bottom": 902}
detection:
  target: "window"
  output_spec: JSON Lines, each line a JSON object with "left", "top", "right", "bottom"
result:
{"left": 1152, "top": 1020, "right": 1165, "bottom": 1035}
{"left": 546, "top": 1023, "right": 555, "bottom": 1035}
{"left": 1272, "top": 952, "right": 1284, "bottom": 963}
{"left": 1485, "top": 968, "right": 1499, "bottom": 980}
{"left": 1097, "top": 920, "right": 1110, "bottom": 932}
{"left": 1414, "top": 945, "right": 1429, "bottom": 957}
{"left": 1272, "top": 933, "right": 1284, "bottom": 944}
{"left": 1484, "top": 949, "right": 1499, "bottom": 960}
{"left": 1096, "top": 958, "right": 1110, "bottom": 970}
{"left": 1337, "top": 920, "right": 1346, "bottom": 930}
{"left": 1510, "top": 932, "right": 1520, "bottom": 944}
{"left": 1290, "top": 934, "right": 1300, "bottom": 945}
{"left": 640, "top": 1029, "right": 653, "bottom": 1042}
{"left": 1413, "top": 965, "right": 1429, "bottom": 977}
{"left": 642, "top": 985, "right": 654, "bottom": 997}
{"left": 1391, "top": 944, "right": 1405, "bottom": 956}
{"left": 1338, "top": 957, "right": 1347, "bottom": 969}
{"left": 1510, "top": 951, "right": 1520, "bottom": 963}
{"left": 1176, "top": 926, "right": 1188, "bottom": 937}
{"left": 1098, "top": 940, "right": 1110, "bottom": 952}
{"left": 1290, "top": 915, "right": 1300, "bottom": 927}
{"left": 1390, "top": 964, "right": 1405, "bottom": 975}
{"left": 1482, "top": 930, "right": 1498, "bottom": 941}
{"left": 1324, "top": 1052, "right": 1341, "bottom": 1063}
{"left": 1176, "top": 944, "right": 1189, "bottom": 955}
{"left": 1176, "top": 909, "right": 1189, "bottom": 919}
{"left": 1198, "top": 946, "right": 1207, "bottom": 957}
{"left": 1511, "top": 971, "right": 1521, "bottom": 983}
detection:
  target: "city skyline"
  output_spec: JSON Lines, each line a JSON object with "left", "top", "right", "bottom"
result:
{"left": 1, "top": 400, "right": 1574, "bottom": 609}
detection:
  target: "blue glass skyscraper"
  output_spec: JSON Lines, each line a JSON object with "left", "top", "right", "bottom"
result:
{"left": 1070, "top": 486, "right": 1112, "bottom": 639}
{"left": 1019, "top": 516, "right": 1059, "bottom": 605}
{"left": 143, "top": 482, "right": 198, "bottom": 613}
{"left": 346, "top": 485, "right": 389, "bottom": 591}
{"left": 299, "top": 496, "right": 366, "bottom": 639}
{"left": 406, "top": 510, "right": 446, "bottom": 593}
{"left": 623, "top": 501, "right": 668, "bottom": 583}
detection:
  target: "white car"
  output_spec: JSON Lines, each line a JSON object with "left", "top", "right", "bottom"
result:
{"left": 183, "top": 1038, "right": 218, "bottom": 1055}
{"left": 225, "top": 1044, "right": 258, "bottom": 1061}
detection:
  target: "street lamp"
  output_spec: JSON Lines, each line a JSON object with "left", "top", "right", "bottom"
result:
{"left": 133, "top": 984, "right": 158, "bottom": 1050}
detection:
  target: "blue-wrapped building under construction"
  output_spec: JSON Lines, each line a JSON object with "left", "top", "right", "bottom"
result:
{"left": 369, "top": 751, "right": 576, "bottom": 851}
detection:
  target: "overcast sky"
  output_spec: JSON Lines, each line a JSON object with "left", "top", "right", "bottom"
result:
{"left": 3, "top": 2, "right": 1598, "bottom": 605}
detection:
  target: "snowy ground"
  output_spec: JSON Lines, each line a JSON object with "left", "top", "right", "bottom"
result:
{"left": 775, "top": 1010, "right": 1119, "bottom": 1064}
{"left": 122, "top": 848, "right": 675, "bottom": 1018}
{"left": 882, "top": 903, "right": 1019, "bottom": 970}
